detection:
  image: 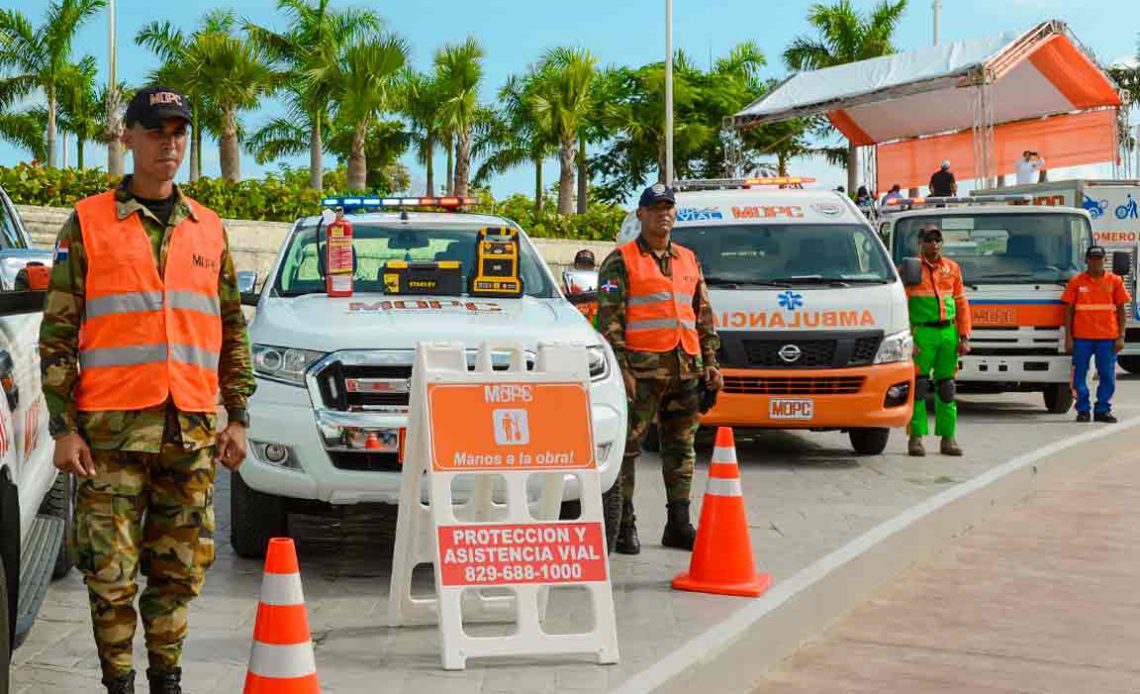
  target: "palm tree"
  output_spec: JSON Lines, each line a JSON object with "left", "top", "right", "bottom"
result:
{"left": 784, "top": 0, "right": 909, "bottom": 192}
{"left": 528, "top": 47, "right": 597, "bottom": 215}
{"left": 245, "top": 0, "right": 381, "bottom": 190}
{"left": 0, "top": 112, "right": 47, "bottom": 162}
{"left": 399, "top": 70, "right": 446, "bottom": 196}
{"left": 434, "top": 38, "right": 485, "bottom": 198}
{"left": 328, "top": 33, "right": 408, "bottom": 190}
{"left": 54, "top": 57, "right": 109, "bottom": 169}
{"left": 475, "top": 72, "right": 555, "bottom": 212}
{"left": 0, "top": 0, "right": 106, "bottom": 168}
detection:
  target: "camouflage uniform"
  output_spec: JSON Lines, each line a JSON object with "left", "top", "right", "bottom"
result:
{"left": 39, "top": 177, "right": 255, "bottom": 684}
{"left": 596, "top": 236, "right": 720, "bottom": 505}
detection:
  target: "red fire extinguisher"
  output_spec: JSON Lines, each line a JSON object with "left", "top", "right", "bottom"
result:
{"left": 325, "top": 208, "right": 354, "bottom": 297}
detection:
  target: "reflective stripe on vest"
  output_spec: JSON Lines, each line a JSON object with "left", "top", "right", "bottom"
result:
{"left": 619, "top": 241, "right": 701, "bottom": 355}
{"left": 75, "top": 191, "right": 225, "bottom": 412}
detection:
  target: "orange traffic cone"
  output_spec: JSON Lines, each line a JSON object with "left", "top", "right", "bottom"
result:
{"left": 672, "top": 427, "right": 771, "bottom": 597}
{"left": 364, "top": 432, "right": 381, "bottom": 450}
{"left": 244, "top": 538, "right": 320, "bottom": 693}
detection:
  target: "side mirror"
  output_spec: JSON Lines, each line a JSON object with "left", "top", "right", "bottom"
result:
{"left": 1112, "top": 252, "right": 1131, "bottom": 277}
{"left": 0, "top": 289, "right": 45, "bottom": 316}
{"left": 563, "top": 269, "right": 599, "bottom": 296}
{"left": 238, "top": 270, "right": 260, "bottom": 306}
{"left": 15, "top": 263, "right": 49, "bottom": 291}
{"left": 898, "top": 257, "right": 924, "bottom": 287}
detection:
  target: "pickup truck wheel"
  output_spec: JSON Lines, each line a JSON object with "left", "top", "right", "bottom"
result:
{"left": 641, "top": 423, "right": 661, "bottom": 453}
{"left": 1, "top": 554, "right": 9, "bottom": 694}
{"left": 601, "top": 480, "right": 622, "bottom": 554}
{"left": 39, "top": 473, "right": 74, "bottom": 579}
{"left": 230, "top": 472, "right": 287, "bottom": 559}
{"left": 849, "top": 428, "right": 890, "bottom": 455}
{"left": 1043, "top": 384, "right": 1073, "bottom": 414}
{"left": 1118, "top": 355, "right": 1140, "bottom": 374}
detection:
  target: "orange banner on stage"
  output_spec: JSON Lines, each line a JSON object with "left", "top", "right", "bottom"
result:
{"left": 876, "top": 109, "right": 1117, "bottom": 192}
{"left": 427, "top": 382, "right": 595, "bottom": 471}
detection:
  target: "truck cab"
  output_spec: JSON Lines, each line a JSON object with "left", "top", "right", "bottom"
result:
{"left": 0, "top": 185, "right": 69, "bottom": 691}
{"left": 233, "top": 196, "right": 626, "bottom": 558}
{"left": 881, "top": 196, "right": 1100, "bottom": 413}
{"left": 618, "top": 178, "right": 915, "bottom": 455}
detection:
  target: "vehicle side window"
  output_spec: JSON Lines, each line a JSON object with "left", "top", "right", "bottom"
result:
{"left": 0, "top": 198, "right": 26, "bottom": 249}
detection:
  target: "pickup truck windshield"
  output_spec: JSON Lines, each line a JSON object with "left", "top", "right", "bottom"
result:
{"left": 892, "top": 213, "right": 1092, "bottom": 285}
{"left": 671, "top": 223, "right": 895, "bottom": 286}
{"left": 273, "top": 221, "right": 557, "bottom": 298}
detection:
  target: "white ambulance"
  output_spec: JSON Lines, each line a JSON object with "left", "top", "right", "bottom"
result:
{"left": 617, "top": 179, "right": 915, "bottom": 455}
{"left": 233, "top": 197, "right": 626, "bottom": 557}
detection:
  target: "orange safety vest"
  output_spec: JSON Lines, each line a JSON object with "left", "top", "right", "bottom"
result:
{"left": 619, "top": 241, "right": 700, "bottom": 355}
{"left": 74, "top": 191, "right": 224, "bottom": 412}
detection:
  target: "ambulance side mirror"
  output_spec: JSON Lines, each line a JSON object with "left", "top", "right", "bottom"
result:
{"left": 238, "top": 270, "right": 260, "bottom": 306}
{"left": 1112, "top": 252, "right": 1131, "bottom": 277}
{"left": 899, "top": 258, "right": 923, "bottom": 287}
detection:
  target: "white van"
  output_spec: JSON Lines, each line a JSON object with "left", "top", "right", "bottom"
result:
{"left": 618, "top": 180, "right": 914, "bottom": 454}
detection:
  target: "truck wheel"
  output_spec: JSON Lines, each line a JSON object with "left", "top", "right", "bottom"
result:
{"left": 1, "top": 554, "right": 10, "bottom": 694}
{"left": 1043, "top": 384, "right": 1073, "bottom": 414}
{"left": 642, "top": 423, "right": 661, "bottom": 453}
{"left": 601, "top": 480, "right": 622, "bottom": 554}
{"left": 849, "top": 428, "right": 890, "bottom": 455}
{"left": 1118, "top": 356, "right": 1140, "bottom": 374}
{"left": 39, "top": 473, "right": 74, "bottom": 579}
{"left": 230, "top": 472, "right": 287, "bottom": 559}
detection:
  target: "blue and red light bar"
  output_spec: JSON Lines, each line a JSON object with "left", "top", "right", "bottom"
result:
{"left": 320, "top": 196, "right": 476, "bottom": 211}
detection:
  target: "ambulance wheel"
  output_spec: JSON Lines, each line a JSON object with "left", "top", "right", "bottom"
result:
{"left": 1118, "top": 356, "right": 1140, "bottom": 374}
{"left": 642, "top": 423, "right": 661, "bottom": 453}
{"left": 601, "top": 481, "right": 622, "bottom": 554}
{"left": 849, "top": 428, "right": 890, "bottom": 455}
{"left": 230, "top": 472, "right": 287, "bottom": 559}
{"left": 1043, "top": 384, "right": 1073, "bottom": 414}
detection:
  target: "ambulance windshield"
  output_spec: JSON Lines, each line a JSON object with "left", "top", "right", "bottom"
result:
{"left": 672, "top": 224, "right": 895, "bottom": 287}
{"left": 273, "top": 222, "right": 557, "bottom": 298}
{"left": 892, "top": 213, "right": 1092, "bottom": 285}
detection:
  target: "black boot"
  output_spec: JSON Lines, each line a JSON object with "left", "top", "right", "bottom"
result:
{"left": 614, "top": 501, "right": 640, "bottom": 555}
{"left": 104, "top": 672, "right": 134, "bottom": 694}
{"left": 661, "top": 500, "right": 697, "bottom": 550}
{"left": 147, "top": 668, "right": 182, "bottom": 694}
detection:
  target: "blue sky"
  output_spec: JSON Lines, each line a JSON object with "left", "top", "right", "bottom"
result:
{"left": 0, "top": 0, "right": 1136, "bottom": 198}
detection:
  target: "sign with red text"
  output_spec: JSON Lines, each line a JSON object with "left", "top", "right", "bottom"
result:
{"left": 438, "top": 522, "right": 607, "bottom": 587}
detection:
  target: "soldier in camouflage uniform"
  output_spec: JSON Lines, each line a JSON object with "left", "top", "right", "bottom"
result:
{"left": 39, "top": 87, "right": 255, "bottom": 694}
{"left": 596, "top": 184, "right": 722, "bottom": 555}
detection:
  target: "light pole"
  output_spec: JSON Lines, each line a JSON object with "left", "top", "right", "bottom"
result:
{"left": 106, "top": 0, "right": 123, "bottom": 175}
{"left": 664, "top": 0, "right": 674, "bottom": 185}
{"left": 933, "top": 0, "right": 941, "bottom": 47}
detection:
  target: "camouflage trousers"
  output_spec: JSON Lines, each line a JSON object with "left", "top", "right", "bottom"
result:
{"left": 620, "top": 375, "right": 701, "bottom": 509}
{"left": 72, "top": 439, "right": 216, "bottom": 683}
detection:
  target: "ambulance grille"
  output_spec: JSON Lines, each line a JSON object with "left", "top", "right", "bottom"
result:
{"left": 723, "top": 376, "right": 865, "bottom": 395}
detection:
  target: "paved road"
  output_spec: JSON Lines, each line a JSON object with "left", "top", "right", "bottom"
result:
{"left": 12, "top": 379, "right": 1140, "bottom": 692}
{"left": 756, "top": 420, "right": 1140, "bottom": 693}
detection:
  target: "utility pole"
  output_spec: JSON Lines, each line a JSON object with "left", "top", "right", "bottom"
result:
{"left": 933, "top": 0, "right": 941, "bottom": 47}
{"left": 664, "top": 0, "right": 674, "bottom": 185}
{"left": 106, "top": 0, "right": 124, "bottom": 175}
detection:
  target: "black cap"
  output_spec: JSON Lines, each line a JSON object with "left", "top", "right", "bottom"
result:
{"left": 638, "top": 183, "right": 676, "bottom": 208}
{"left": 124, "top": 86, "right": 192, "bottom": 130}
{"left": 1087, "top": 245, "right": 1107, "bottom": 259}
{"left": 919, "top": 224, "right": 943, "bottom": 241}
{"left": 573, "top": 249, "right": 596, "bottom": 267}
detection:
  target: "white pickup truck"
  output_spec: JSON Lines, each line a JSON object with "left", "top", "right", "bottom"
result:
{"left": 232, "top": 198, "right": 627, "bottom": 558}
{"left": 0, "top": 186, "right": 69, "bottom": 693}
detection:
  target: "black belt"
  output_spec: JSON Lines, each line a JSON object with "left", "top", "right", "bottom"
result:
{"left": 914, "top": 320, "right": 952, "bottom": 328}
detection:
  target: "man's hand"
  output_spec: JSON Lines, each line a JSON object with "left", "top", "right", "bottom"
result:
{"left": 53, "top": 432, "right": 95, "bottom": 478}
{"left": 215, "top": 422, "right": 248, "bottom": 471}
{"left": 1115, "top": 337, "right": 1125, "bottom": 354}
{"left": 703, "top": 366, "right": 724, "bottom": 392}
{"left": 1064, "top": 335, "right": 1074, "bottom": 354}
{"left": 958, "top": 337, "right": 971, "bottom": 356}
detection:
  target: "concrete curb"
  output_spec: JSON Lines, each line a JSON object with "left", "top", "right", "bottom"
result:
{"left": 615, "top": 418, "right": 1140, "bottom": 694}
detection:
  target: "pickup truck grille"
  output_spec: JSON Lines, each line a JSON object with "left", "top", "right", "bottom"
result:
{"left": 327, "top": 451, "right": 402, "bottom": 472}
{"left": 724, "top": 375, "right": 865, "bottom": 395}
{"left": 315, "top": 362, "right": 413, "bottom": 411}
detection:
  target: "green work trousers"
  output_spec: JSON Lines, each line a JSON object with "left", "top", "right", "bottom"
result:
{"left": 910, "top": 324, "right": 959, "bottom": 438}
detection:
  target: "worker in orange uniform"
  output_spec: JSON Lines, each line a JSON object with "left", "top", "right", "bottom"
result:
{"left": 1063, "top": 245, "right": 1130, "bottom": 423}
{"left": 906, "top": 223, "right": 971, "bottom": 457}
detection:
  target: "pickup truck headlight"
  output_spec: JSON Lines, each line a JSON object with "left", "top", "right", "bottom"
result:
{"left": 873, "top": 330, "right": 914, "bottom": 364}
{"left": 252, "top": 344, "right": 327, "bottom": 385}
{"left": 587, "top": 345, "right": 610, "bottom": 381}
